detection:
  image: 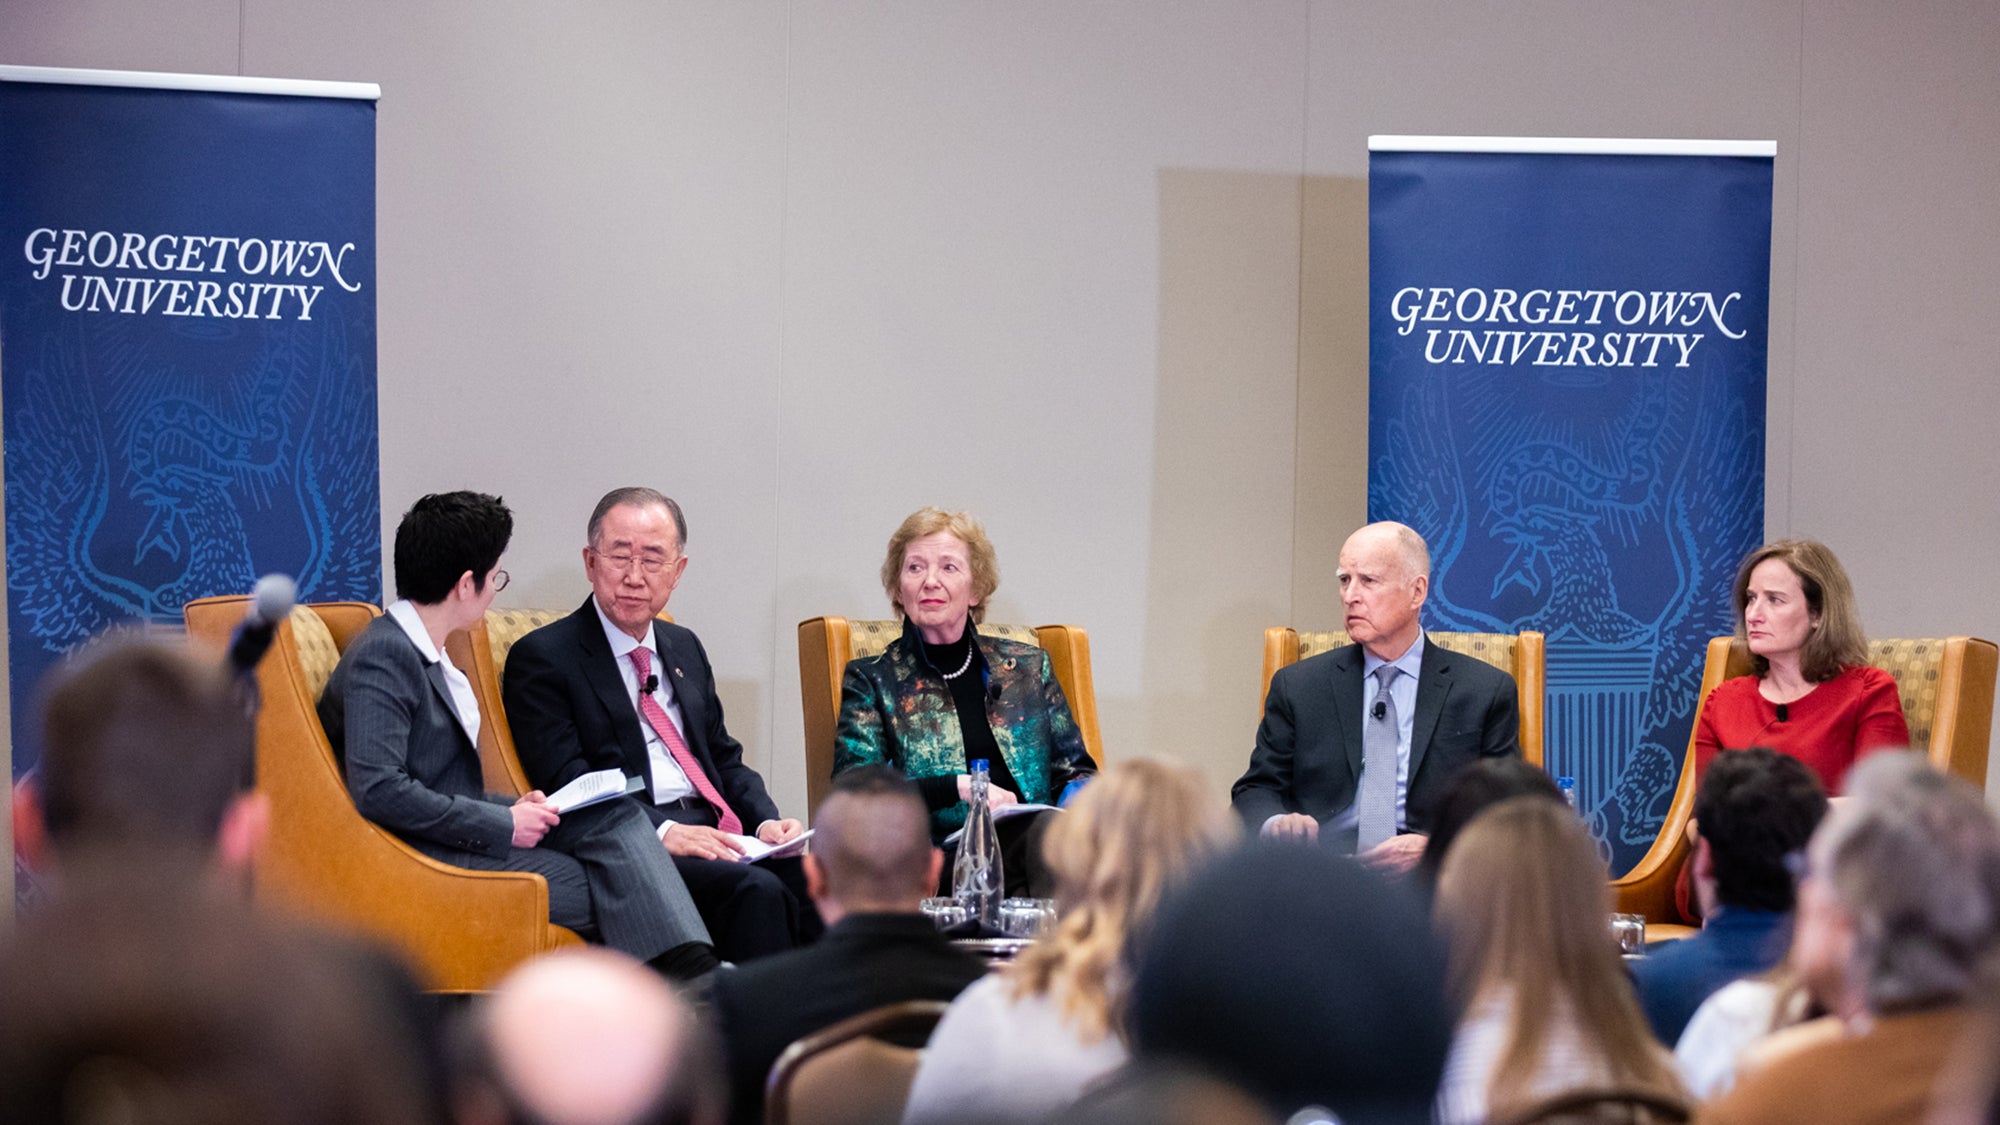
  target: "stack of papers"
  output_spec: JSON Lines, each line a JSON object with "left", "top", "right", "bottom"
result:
{"left": 723, "top": 830, "right": 815, "bottom": 863}
{"left": 545, "top": 768, "right": 641, "bottom": 813}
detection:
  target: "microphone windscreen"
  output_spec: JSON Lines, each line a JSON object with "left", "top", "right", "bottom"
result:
{"left": 250, "top": 573, "right": 298, "bottom": 626}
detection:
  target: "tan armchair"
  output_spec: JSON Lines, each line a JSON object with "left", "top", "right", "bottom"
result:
{"left": 182, "top": 596, "right": 580, "bottom": 992}
{"left": 797, "top": 617, "right": 1105, "bottom": 822}
{"left": 763, "top": 999, "right": 948, "bottom": 1125}
{"left": 1259, "top": 628, "right": 1547, "bottom": 767}
{"left": 1613, "top": 634, "right": 1999, "bottom": 925}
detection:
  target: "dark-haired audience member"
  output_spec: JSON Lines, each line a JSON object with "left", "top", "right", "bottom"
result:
{"left": 1413, "top": 756, "right": 1565, "bottom": 893}
{"left": 0, "top": 875, "right": 440, "bottom": 1125}
{"left": 709, "top": 766, "right": 987, "bottom": 1125}
{"left": 1702, "top": 754, "right": 2000, "bottom": 1125}
{"left": 1130, "top": 844, "right": 1453, "bottom": 1125}
{"left": 319, "top": 491, "right": 717, "bottom": 978}
{"left": 1433, "top": 798, "right": 1685, "bottom": 1125}
{"left": 2, "top": 637, "right": 441, "bottom": 1125}
{"left": 1631, "top": 748, "right": 1826, "bottom": 1044}
{"left": 460, "top": 947, "right": 723, "bottom": 1125}
{"left": 13, "top": 636, "right": 267, "bottom": 883}
{"left": 1050, "top": 1063, "right": 1278, "bottom": 1125}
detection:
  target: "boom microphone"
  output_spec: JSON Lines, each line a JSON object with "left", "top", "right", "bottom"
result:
{"left": 226, "top": 574, "right": 298, "bottom": 680}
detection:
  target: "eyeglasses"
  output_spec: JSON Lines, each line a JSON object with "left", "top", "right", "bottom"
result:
{"left": 591, "top": 549, "right": 674, "bottom": 576}
{"left": 491, "top": 569, "right": 510, "bottom": 592}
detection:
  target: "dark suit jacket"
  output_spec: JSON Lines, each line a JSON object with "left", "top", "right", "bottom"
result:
{"left": 502, "top": 598, "right": 781, "bottom": 830}
{"left": 320, "top": 614, "right": 514, "bottom": 860}
{"left": 1232, "top": 639, "right": 1521, "bottom": 848}
{"left": 709, "top": 912, "right": 989, "bottom": 1125}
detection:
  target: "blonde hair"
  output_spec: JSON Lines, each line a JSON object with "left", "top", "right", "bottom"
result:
{"left": 1006, "top": 759, "right": 1233, "bottom": 1044}
{"left": 879, "top": 507, "right": 1000, "bottom": 625}
{"left": 1435, "top": 798, "right": 1685, "bottom": 1117}
{"left": 1732, "top": 538, "right": 1868, "bottom": 682}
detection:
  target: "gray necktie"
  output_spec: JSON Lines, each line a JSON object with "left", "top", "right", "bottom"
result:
{"left": 1358, "top": 665, "right": 1401, "bottom": 851}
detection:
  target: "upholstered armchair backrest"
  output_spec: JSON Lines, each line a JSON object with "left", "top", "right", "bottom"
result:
{"left": 1258, "top": 627, "right": 1547, "bottom": 767}
{"left": 797, "top": 617, "right": 1105, "bottom": 821}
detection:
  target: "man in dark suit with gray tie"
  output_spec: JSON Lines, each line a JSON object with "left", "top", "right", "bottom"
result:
{"left": 319, "top": 491, "right": 720, "bottom": 979}
{"left": 1233, "top": 521, "right": 1522, "bottom": 871}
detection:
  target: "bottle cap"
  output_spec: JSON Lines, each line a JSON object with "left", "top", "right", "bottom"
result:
{"left": 970, "top": 759, "right": 988, "bottom": 771}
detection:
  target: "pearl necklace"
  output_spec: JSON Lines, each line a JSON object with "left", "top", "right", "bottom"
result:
{"left": 939, "top": 640, "right": 975, "bottom": 680}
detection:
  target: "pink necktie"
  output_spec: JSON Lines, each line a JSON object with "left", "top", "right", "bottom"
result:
{"left": 629, "top": 646, "right": 742, "bottom": 835}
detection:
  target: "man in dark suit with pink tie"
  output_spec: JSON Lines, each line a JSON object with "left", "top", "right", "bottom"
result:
{"left": 504, "top": 487, "right": 816, "bottom": 962}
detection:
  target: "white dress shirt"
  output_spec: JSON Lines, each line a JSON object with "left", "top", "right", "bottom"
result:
{"left": 591, "top": 598, "right": 697, "bottom": 814}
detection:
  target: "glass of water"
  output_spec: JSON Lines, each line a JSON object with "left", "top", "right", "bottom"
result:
{"left": 921, "top": 897, "right": 968, "bottom": 930}
{"left": 999, "top": 897, "right": 1058, "bottom": 939}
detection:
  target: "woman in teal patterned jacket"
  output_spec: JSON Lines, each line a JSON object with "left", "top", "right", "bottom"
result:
{"left": 833, "top": 508, "right": 1096, "bottom": 885}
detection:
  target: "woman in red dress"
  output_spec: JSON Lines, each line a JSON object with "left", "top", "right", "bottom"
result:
{"left": 1694, "top": 539, "right": 1909, "bottom": 795}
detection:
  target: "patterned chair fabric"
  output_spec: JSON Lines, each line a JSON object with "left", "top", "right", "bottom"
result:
{"left": 287, "top": 604, "right": 342, "bottom": 701}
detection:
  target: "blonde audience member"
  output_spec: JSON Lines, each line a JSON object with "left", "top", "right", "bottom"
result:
{"left": 901, "top": 759, "right": 1233, "bottom": 1124}
{"left": 1433, "top": 798, "right": 1686, "bottom": 1124}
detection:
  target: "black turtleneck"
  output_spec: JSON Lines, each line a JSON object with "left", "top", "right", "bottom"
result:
{"left": 917, "top": 627, "right": 1021, "bottom": 810}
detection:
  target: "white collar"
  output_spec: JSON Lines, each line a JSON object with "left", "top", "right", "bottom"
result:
{"left": 386, "top": 600, "right": 445, "bottom": 663}
{"left": 592, "top": 596, "right": 659, "bottom": 662}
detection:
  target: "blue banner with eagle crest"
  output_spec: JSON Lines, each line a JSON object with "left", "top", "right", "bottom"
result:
{"left": 1, "top": 69, "right": 381, "bottom": 776}
{"left": 1367, "top": 137, "right": 1773, "bottom": 873}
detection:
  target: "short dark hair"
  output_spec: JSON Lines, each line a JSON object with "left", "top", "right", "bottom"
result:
{"left": 1695, "top": 748, "right": 1828, "bottom": 912}
{"left": 392, "top": 492, "right": 512, "bottom": 604}
{"left": 813, "top": 766, "right": 932, "bottom": 905}
{"left": 588, "top": 488, "right": 687, "bottom": 552}
{"left": 37, "top": 637, "right": 254, "bottom": 859}
{"left": 1417, "top": 757, "right": 1567, "bottom": 889}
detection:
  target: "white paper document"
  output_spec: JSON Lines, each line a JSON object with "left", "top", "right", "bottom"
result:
{"left": 545, "top": 768, "right": 638, "bottom": 813}
{"left": 722, "top": 829, "right": 815, "bottom": 864}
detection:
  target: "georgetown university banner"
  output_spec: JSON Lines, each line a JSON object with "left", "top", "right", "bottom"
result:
{"left": 0, "top": 67, "right": 383, "bottom": 776}
{"left": 1367, "top": 137, "right": 1775, "bottom": 873}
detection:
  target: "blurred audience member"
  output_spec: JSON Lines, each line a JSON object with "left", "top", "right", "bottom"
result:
{"left": 1433, "top": 798, "right": 1685, "bottom": 1124}
{"left": 1130, "top": 844, "right": 1452, "bottom": 1125}
{"left": 1673, "top": 958, "right": 1824, "bottom": 1099}
{"left": 1702, "top": 754, "right": 2000, "bottom": 1125}
{"left": 12, "top": 634, "right": 265, "bottom": 883}
{"left": 0, "top": 882, "right": 438, "bottom": 1125}
{"left": 459, "top": 947, "right": 721, "bottom": 1125}
{"left": 0, "top": 637, "right": 439, "bottom": 1125}
{"left": 903, "top": 759, "right": 1234, "bottom": 1124}
{"left": 1049, "top": 1063, "right": 1278, "bottom": 1125}
{"left": 709, "top": 766, "right": 986, "bottom": 1125}
{"left": 1633, "top": 748, "right": 1827, "bottom": 1044}
{"left": 1413, "top": 756, "right": 1565, "bottom": 893}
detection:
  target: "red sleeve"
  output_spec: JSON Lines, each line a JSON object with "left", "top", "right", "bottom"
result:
{"left": 1850, "top": 666, "right": 1912, "bottom": 761}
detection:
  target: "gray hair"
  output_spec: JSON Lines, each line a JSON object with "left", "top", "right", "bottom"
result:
{"left": 1812, "top": 753, "right": 2000, "bottom": 1013}
{"left": 587, "top": 488, "right": 687, "bottom": 552}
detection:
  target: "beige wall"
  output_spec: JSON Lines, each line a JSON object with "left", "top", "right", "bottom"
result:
{"left": 4, "top": 1, "right": 1997, "bottom": 846}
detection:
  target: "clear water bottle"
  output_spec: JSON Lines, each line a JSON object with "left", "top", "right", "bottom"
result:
{"left": 1558, "top": 775, "right": 1578, "bottom": 810}
{"left": 953, "top": 759, "right": 1005, "bottom": 931}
